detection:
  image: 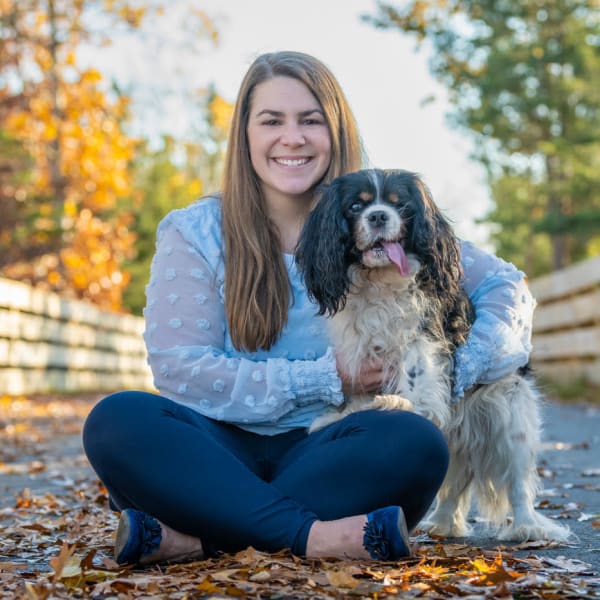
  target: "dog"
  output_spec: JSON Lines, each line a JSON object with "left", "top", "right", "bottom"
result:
{"left": 295, "top": 168, "right": 570, "bottom": 542}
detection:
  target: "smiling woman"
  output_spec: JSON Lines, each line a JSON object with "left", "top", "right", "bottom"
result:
{"left": 81, "top": 50, "right": 536, "bottom": 569}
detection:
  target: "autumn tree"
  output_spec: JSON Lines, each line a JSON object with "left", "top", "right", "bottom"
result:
{"left": 0, "top": 0, "right": 147, "bottom": 309}
{"left": 0, "top": 1, "right": 221, "bottom": 311}
{"left": 365, "top": 0, "right": 600, "bottom": 274}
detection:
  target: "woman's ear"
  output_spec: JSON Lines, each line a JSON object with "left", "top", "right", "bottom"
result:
{"left": 295, "top": 181, "right": 353, "bottom": 315}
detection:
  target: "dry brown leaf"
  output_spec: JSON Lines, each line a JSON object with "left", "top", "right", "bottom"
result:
{"left": 325, "top": 566, "right": 362, "bottom": 589}
{"left": 48, "top": 542, "right": 76, "bottom": 582}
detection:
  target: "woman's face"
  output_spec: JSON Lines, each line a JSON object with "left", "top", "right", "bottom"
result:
{"left": 246, "top": 76, "right": 332, "bottom": 207}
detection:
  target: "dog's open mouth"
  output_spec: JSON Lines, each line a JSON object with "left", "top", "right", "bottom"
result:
{"left": 363, "top": 240, "right": 410, "bottom": 276}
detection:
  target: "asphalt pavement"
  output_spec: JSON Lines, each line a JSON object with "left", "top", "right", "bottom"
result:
{"left": 465, "top": 399, "right": 600, "bottom": 569}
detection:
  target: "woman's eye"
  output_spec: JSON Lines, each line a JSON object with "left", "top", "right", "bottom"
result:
{"left": 263, "top": 119, "right": 280, "bottom": 126}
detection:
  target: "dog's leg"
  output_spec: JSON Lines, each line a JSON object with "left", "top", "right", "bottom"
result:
{"left": 421, "top": 448, "right": 473, "bottom": 538}
{"left": 500, "top": 437, "right": 572, "bottom": 542}
{"left": 485, "top": 378, "right": 572, "bottom": 542}
{"left": 502, "top": 462, "right": 571, "bottom": 542}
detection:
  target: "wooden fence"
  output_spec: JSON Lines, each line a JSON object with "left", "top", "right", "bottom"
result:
{"left": 530, "top": 255, "right": 600, "bottom": 385}
{"left": 1, "top": 254, "right": 599, "bottom": 395}
{"left": 0, "top": 277, "right": 153, "bottom": 395}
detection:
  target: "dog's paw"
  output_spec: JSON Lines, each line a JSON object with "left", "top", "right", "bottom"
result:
{"left": 308, "top": 413, "right": 341, "bottom": 433}
{"left": 421, "top": 516, "right": 472, "bottom": 538}
{"left": 499, "top": 515, "right": 572, "bottom": 543}
{"left": 372, "top": 394, "right": 414, "bottom": 412}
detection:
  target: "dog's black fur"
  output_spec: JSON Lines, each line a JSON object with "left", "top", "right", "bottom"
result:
{"left": 296, "top": 169, "right": 473, "bottom": 349}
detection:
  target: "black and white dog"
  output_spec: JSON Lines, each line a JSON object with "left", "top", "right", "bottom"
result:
{"left": 295, "top": 169, "right": 570, "bottom": 542}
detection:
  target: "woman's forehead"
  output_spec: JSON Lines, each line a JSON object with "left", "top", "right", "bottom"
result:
{"left": 249, "top": 76, "right": 321, "bottom": 115}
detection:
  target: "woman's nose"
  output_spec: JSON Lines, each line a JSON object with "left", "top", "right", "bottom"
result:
{"left": 280, "top": 124, "right": 306, "bottom": 146}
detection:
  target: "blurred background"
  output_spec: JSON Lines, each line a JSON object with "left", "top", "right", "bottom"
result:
{"left": 1, "top": 0, "right": 599, "bottom": 318}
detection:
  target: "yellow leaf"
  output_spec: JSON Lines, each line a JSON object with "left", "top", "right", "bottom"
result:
{"left": 49, "top": 543, "right": 76, "bottom": 582}
{"left": 196, "top": 576, "right": 221, "bottom": 594}
{"left": 47, "top": 271, "right": 61, "bottom": 286}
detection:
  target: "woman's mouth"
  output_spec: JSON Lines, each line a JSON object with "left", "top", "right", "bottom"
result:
{"left": 273, "top": 157, "right": 311, "bottom": 167}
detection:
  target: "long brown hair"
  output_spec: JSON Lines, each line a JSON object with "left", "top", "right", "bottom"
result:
{"left": 222, "top": 51, "right": 364, "bottom": 351}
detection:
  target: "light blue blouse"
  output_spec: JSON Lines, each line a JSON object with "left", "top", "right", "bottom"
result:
{"left": 143, "top": 196, "right": 535, "bottom": 435}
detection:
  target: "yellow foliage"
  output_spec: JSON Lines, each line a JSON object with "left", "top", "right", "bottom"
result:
{"left": 192, "top": 9, "right": 220, "bottom": 45}
{"left": 2, "top": 43, "right": 138, "bottom": 311}
{"left": 169, "top": 172, "right": 185, "bottom": 188}
{"left": 209, "top": 94, "right": 234, "bottom": 134}
{"left": 532, "top": 46, "right": 544, "bottom": 59}
{"left": 63, "top": 199, "right": 78, "bottom": 219}
{"left": 47, "top": 271, "right": 61, "bottom": 286}
{"left": 187, "top": 179, "right": 203, "bottom": 198}
{"left": 0, "top": 1, "right": 220, "bottom": 312}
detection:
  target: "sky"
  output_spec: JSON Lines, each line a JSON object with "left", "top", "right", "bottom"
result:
{"left": 86, "top": 0, "right": 492, "bottom": 246}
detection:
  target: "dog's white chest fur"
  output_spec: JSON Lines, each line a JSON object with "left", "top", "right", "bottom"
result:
{"left": 322, "top": 262, "right": 453, "bottom": 427}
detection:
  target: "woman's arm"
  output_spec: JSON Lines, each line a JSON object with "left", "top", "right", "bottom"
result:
{"left": 454, "top": 240, "right": 536, "bottom": 399}
{"left": 143, "top": 223, "right": 344, "bottom": 425}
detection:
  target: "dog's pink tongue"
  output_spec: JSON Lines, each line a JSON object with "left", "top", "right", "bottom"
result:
{"left": 383, "top": 242, "right": 410, "bottom": 276}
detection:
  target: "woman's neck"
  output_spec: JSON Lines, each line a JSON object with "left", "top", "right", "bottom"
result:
{"left": 265, "top": 191, "right": 314, "bottom": 254}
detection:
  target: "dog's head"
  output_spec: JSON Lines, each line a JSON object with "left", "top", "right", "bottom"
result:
{"left": 295, "top": 168, "right": 473, "bottom": 346}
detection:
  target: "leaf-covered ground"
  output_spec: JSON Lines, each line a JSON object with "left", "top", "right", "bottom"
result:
{"left": 1, "top": 394, "right": 599, "bottom": 599}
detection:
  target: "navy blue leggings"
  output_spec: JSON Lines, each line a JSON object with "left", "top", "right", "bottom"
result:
{"left": 82, "top": 391, "right": 448, "bottom": 556}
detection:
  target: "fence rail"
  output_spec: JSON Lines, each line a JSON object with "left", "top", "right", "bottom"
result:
{"left": 530, "top": 255, "right": 600, "bottom": 385}
{"left": 1, "top": 255, "right": 599, "bottom": 395}
{"left": 0, "top": 278, "right": 153, "bottom": 395}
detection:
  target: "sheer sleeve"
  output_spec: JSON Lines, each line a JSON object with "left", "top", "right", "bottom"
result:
{"left": 143, "top": 222, "right": 343, "bottom": 426}
{"left": 454, "top": 240, "right": 536, "bottom": 399}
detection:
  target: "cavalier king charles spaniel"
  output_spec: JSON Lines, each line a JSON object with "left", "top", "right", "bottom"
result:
{"left": 295, "top": 168, "right": 570, "bottom": 543}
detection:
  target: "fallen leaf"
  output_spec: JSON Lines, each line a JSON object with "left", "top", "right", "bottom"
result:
{"left": 49, "top": 542, "right": 76, "bottom": 582}
{"left": 325, "top": 567, "right": 361, "bottom": 589}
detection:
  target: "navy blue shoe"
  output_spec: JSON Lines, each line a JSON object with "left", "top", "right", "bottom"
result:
{"left": 114, "top": 508, "right": 162, "bottom": 565}
{"left": 363, "top": 506, "right": 411, "bottom": 560}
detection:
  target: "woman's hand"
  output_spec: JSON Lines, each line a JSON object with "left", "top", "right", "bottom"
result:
{"left": 336, "top": 354, "right": 384, "bottom": 394}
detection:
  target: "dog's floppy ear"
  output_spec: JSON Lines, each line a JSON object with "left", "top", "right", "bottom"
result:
{"left": 408, "top": 176, "right": 462, "bottom": 291}
{"left": 295, "top": 180, "right": 353, "bottom": 316}
{"left": 407, "top": 174, "right": 473, "bottom": 346}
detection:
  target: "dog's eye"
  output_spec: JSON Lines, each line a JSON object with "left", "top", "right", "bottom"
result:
{"left": 349, "top": 202, "right": 362, "bottom": 213}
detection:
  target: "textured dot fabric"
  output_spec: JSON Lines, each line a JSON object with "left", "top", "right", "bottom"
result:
{"left": 143, "top": 196, "right": 535, "bottom": 433}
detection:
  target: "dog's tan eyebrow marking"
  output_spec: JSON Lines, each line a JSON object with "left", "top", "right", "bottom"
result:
{"left": 359, "top": 191, "right": 374, "bottom": 202}
{"left": 387, "top": 192, "right": 400, "bottom": 204}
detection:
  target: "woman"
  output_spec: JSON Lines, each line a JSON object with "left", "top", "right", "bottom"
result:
{"left": 83, "top": 51, "right": 535, "bottom": 565}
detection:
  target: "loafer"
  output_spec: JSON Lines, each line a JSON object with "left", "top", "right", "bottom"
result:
{"left": 363, "top": 505, "right": 412, "bottom": 560}
{"left": 114, "top": 508, "right": 162, "bottom": 565}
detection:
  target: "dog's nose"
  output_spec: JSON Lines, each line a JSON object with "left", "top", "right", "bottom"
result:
{"left": 368, "top": 210, "right": 389, "bottom": 228}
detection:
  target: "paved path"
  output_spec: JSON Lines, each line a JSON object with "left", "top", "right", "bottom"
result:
{"left": 1, "top": 396, "right": 599, "bottom": 570}
{"left": 467, "top": 400, "right": 600, "bottom": 569}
